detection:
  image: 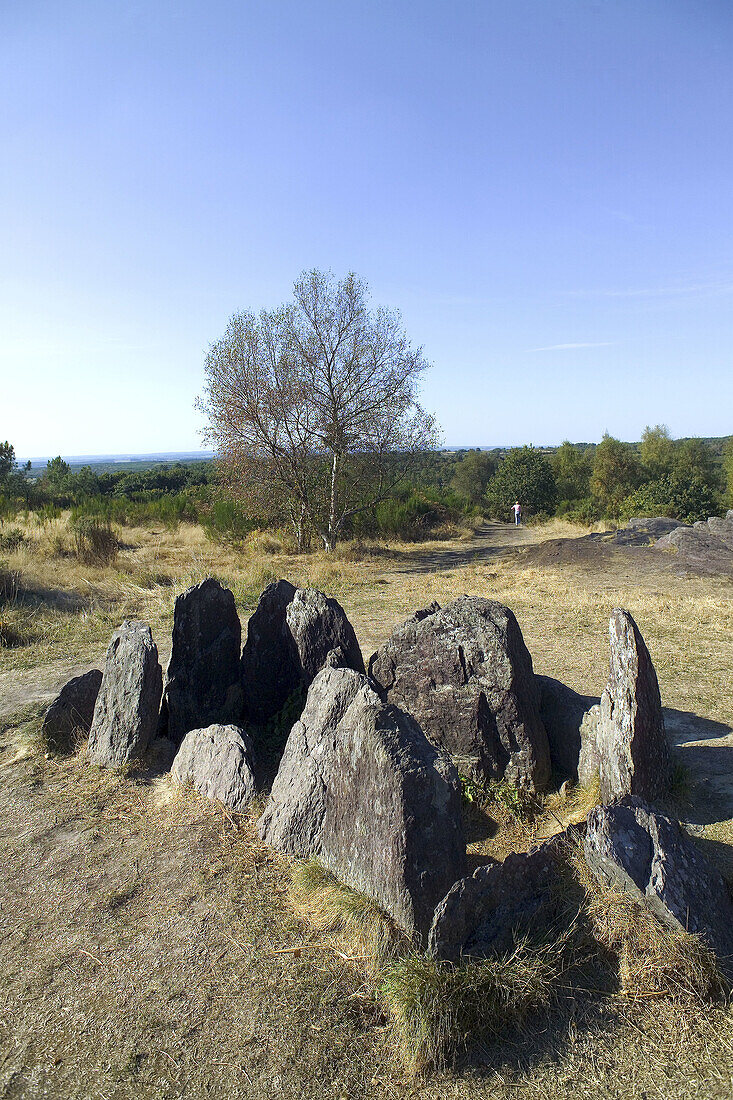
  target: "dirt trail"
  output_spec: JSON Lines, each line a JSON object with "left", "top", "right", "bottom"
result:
{"left": 385, "top": 520, "right": 534, "bottom": 573}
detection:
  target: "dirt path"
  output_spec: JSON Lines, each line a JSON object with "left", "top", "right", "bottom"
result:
{"left": 384, "top": 520, "right": 534, "bottom": 573}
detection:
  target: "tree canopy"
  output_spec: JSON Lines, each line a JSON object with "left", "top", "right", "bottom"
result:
{"left": 484, "top": 446, "right": 557, "bottom": 519}
{"left": 200, "top": 270, "right": 438, "bottom": 550}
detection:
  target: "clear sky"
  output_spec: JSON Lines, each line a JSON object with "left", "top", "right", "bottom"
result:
{"left": 2, "top": 0, "right": 732, "bottom": 457}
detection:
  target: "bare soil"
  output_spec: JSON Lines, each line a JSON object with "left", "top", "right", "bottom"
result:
{"left": 2, "top": 518, "right": 733, "bottom": 1099}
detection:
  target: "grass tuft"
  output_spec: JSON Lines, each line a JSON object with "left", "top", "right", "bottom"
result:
{"left": 378, "top": 938, "right": 567, "bottom": 1074}
{"left": 572, "top": 850, "right": 727, "bottom": 1003}
{"left": 288, "top": 860, "right": 406, "bottom": 965}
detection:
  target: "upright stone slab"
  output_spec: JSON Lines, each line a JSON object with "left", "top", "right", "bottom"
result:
{"left": 171, "top": 724, "right": 257, "bottom": 812}
{"left": 160, "top": 577, "right": 243, "bottom": 747}
{"left": 241, "top": 580, "right": 365, "bottom": 725}
{"left": 585, "top": 798, "right": 733, "bottom": 976}
{"left": 429, "top": 829, "right": 579, "bottom": 962}
{"left": 536, "top": 675, "right": 600, "bottom": 780}
{"left": 368, "top": 597, "right": 551, "bottom": 791}
{"left": 596, "top": 609, "right": 670, "bottom": 803}
{"left": 42, "top": 668, "right": 103, "bottom": 753}
{"left": 258, "top": 667, "right": 466, "bottom": 944}
{"left": 88, "top": 621, "right": 162, "bottom": 767}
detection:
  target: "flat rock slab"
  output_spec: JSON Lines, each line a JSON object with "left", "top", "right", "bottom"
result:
{"left": 160, "top": 578, "right": 243, "bottom": 747}
{"left": 258, "top": 667, "right": 466, "bottom": 944}
{"left": 585, "top": 798, "right": 733, "bottom": 976}
{"left": 656, "top": 515, "right": 733, "bottom": 576}
{"left": 41, "top": 669, "right": 102, "bottom": 753}
{"left": 595, "top": 609, "right": 670, "bottom": 803}
{"left": 429, "top": 829, "right": 580, "bottom": 961}
{"left": 537, "top": 675, "right": 600, "bottom": 780}
{"left": 241, "top": 580, "right": 365, "bottom": 725}
{"left": 88, "top": 621, "right": 162, "bottom": 768}
{"left": 171, "top": 724, "right": 257, "bottom": 812}
{"left": 368, "top": 596, "right": 551, "bottom": 790}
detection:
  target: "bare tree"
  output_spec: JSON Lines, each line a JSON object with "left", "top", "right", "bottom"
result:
{"left": 199, "top": 270, "right": 439, "bottom": 550}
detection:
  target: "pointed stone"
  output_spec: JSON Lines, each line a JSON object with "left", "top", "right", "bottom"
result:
{"left": 88, "top": 621, "right": 162, "bottom": 768}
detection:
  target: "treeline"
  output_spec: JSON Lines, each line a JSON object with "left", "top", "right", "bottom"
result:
{"left": 0, "top": 443, "right": 476, "bottom": 543}
{"left": 2, "top": 428, "right": 732, "bottom": 545}
{"left": 452, "top": 426, "right": 733, "bottom": 524}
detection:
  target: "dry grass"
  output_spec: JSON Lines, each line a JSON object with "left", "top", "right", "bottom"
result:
{"left": 288, "top": 860, "right": 407, "bottom": 966}
{"left": 3, "top": 510, "right": 733, "bottom": 1097}
{"left": 378, "top": 938, "right": 570, "bottom": 1075}
{"left": 571, "top": 849, "right": 727, "bottom": 1004}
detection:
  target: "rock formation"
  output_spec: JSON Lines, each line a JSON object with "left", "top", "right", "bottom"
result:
{"left": 159, "top": 578, "right": 243, "bottom": 747}
{"left": 429, "top": 830, "right": 577, "bottom": 961}
{"left": 42, "top": 669, "right": 102, "bottom": 753}
{"left": 258, "top": 667, "right": 466, "bottom": 944}
{"left": 536, "top": 675, "right": 600, "bottom": 780}
{"left": 589, "top": 609, "right": 670, "bottom": 803}
{"left": 368, "top": 597, "right": 551, "bottom": 790}
{"left": 88, "top": 621, "right": 162, "bottom": 767}
{"left": 241, "top": 580, "right": 365, "bottom": 724}
{"left": 585, "top": 798, "right": 733, "bottom": 976}
{"left": 171, "top": 724, "right": 257, "bottom": 812}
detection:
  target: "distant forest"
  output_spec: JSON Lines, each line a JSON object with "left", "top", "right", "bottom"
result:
{"left": 1, "top": 429, "right": 732, "bottom": 547}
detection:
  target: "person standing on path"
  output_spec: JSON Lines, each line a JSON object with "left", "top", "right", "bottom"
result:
{"left": 513, "top": 501, "right": 522, "bottom": 526}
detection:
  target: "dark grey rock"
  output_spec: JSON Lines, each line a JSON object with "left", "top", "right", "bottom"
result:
{"left": 429, "top": 829, "right": 580, "bottom": 961}
{"left": 656, "top": 522, "right": 733, "bottom": 576}
{"left": 241, "top": 580, "right": 365, "bottom": 725}
{"left": 596, "top": 609, "right": 670, "bottom": 803}
{"left": 537, "top": 675, "right": 600, "bottom": 780}
{"left": 171, "top": 724, "right": 257, "bottom": 812}
{"left": 585, "top": 798, "right": 733, "bottom": 976}
{"left": 368, "top": 596, "right": 551, "bottom": 791}
{"left": 159, "top": 577, "right": 243, "bottom": 747}
{"left": 88, "top": 621, "right": 163, "bottom": 768}
{"left": 258, "top": 667, "right": 466, "bottom": 944}
{"left": 42, "top": 669, "right": 102, "bottom": 753}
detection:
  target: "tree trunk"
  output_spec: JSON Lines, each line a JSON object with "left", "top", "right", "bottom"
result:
{"left": 325, "top": 451, "right": 339, "bottom": 552}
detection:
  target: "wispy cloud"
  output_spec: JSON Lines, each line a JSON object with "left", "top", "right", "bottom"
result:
{"left": 568, "top": 280, "right": 733, "bottom": 300}
{"left": 529, "top": 341, "right": 614, "bottom": 352}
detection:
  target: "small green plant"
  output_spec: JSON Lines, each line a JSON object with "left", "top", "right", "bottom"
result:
{"left": 459, "top": 773, "right": 538, "bottom": 819}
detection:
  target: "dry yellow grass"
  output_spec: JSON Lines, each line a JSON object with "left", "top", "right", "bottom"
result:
{"left": 3, "top": 511, "right": 733, "bottom": 1097}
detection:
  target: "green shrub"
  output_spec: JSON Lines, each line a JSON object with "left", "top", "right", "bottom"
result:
{"left": 70, "top": 516, "right": 119, "bottom": 565}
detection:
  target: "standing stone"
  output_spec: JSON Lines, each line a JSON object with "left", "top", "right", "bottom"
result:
{"left": 258, "top": 667, "right": 466, "bottom": 944}
{"left": 88, "top": 621, "right": 162, "bottom": 767}
{"left": 596, "top": 609, "right": 670, "bottom": 803}
{"left": 42, "top": 669, "right": 103, "bottom": 753}
{"left": 368, "top": 597, "right": 551, "bottom": 791}
{"left": 241, "top": 580, "right": 365, "bottom": 725}
{"left": 577, "top": 704, "right": 602, "bottom": 786}
{"left": 585, "top": 798, "right": 733, "bottom": 976}
{"left": 536, "top": 675, "right": 600, "bottom": 780}
{"left": 159, "top": 578, "right": 243, "bottom": 747}
{"left": 429, "top": 828, "right": 580, "bottom": 961}
{"left": 171, "top": 724, "right": 257, "bottom": 811}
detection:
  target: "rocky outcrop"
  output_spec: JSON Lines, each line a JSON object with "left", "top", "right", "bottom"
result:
{"left": 241, "top": 580, "right": 365, "bottom": 725}
{"left": 368, "top": 597, "right": 551, "bottom": 790}
{"left": 593, "top": 609, "right": 670, "bottom": 803}
{"left": 536, "top": 675, "right": 600, "bottom": 780}
{"left": 585, "top": 798, "right": 733, "bottom": 976}
{"left": 88, "top": 621, "right": 162, "bottom": 768}
{"left": 258, "top": 667, "right": 466, "bottom": 944}
{"left": 171, "top": 724, "right": 257, "bottom": 812}
{"left": 656, "top": 512, "right": 733, "bottom": 576}
{"left": 41, "top": 669, "right": 102, "bottom": 753}
{"left": 429, "top": 829, "right": 579, "bottom": 961}
{"left": 159, "top": 578, "right": 243, "bottom": 747}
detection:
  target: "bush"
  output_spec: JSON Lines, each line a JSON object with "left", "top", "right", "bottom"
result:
{"left": 71, "top": 516, "right": 119, "bottom": 565}
{"left": 0, "top": 527, "right": 27, "bottom": 552}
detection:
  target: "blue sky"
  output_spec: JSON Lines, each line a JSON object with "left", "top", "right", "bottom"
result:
{"left": 2, "top": 0, "right": 732, "bottom": 456}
